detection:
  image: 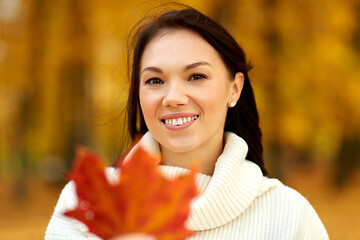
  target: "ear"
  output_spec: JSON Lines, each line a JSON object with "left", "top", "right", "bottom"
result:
{"left": 228, "top": 72, "right": 244, "bottom": 107}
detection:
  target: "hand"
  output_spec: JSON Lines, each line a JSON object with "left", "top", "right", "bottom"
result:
{"left": 110, "top": 233, "right": 156, "bottom": 240}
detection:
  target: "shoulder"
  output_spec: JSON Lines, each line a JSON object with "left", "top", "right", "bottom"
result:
{"left": 250, "top": 177, "right": 329, "bottom": 239}
{"left": 258, "top": 177, "right": 318, "bottom": 217}
{"left": 250, "top": 177, "right": 313, "bottom": 220}
{"left": 261, "top": 177, "right": 310, "bottom": 206}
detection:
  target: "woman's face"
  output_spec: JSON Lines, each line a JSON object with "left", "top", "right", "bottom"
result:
{"left": 139, "top": 29, "right": 243, "bottom": 155}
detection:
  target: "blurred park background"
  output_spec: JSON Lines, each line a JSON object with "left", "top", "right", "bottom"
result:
{"left": 1, "top": 0, "right": 360, "bottom": 239}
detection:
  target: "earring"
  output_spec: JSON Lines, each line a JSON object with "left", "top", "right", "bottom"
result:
{"left": 230, "top": 101, "right": 236, "bottom": 107}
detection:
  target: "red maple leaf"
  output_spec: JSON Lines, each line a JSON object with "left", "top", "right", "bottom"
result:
{"left": 64, "top": 145, "right": 198, "bottom": 240}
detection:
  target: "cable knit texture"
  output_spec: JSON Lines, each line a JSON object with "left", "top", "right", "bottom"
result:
{"left": 45, "top": 132, "right": 329, "bottom": 239}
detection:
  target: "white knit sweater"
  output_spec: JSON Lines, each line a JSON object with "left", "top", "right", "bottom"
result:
{"left": 45, "top": 132, "right": 329, "bottom": 239}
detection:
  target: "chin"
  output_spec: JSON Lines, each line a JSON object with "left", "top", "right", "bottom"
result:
{"left": 161, "top": 138, "right": 198, "bottom": 153}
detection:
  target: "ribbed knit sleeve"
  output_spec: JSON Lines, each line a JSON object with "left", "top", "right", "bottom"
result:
{"left": 44, "top": 182, "right": 100, "bottom": 240}
{"left": 45, "top": 167, "right": 118, "bottom": 240}
{"left": 235, "top": 185, "right": 328, "bottom": 240}
{"left": 183, "top": 183, "right": 328, "bottom": 240}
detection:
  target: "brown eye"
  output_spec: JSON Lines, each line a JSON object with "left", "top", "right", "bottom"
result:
{"left": 189, "top": 74, "right": 207, "bottom": 81}
{"left": 145, "top": 78, "right": 163, "bottom": 85}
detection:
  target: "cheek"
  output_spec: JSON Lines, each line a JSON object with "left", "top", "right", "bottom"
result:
{"left": 205, "top": 96, "right": 228, "bottom": 118}
{"left": 139, "top": 91, "right": 150, "bottom": 116}
{"left": 195, "top": 85, "right": 230, "bottom": 123}
{"left": 201, "top": 84, "right": 230, "bottom": 108}
{"left": 139, "top": 90, "right": 158, "bottom": 124}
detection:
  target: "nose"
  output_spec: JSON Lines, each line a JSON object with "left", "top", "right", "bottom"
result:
{"left": 162, "top": 82, "right": 188, "bottom": 107}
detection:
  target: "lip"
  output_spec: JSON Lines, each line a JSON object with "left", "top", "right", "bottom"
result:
{"left": 160, "top": 112, "right": 199, "bottom": 131}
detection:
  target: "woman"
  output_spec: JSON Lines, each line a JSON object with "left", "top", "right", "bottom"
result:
{"left": 45, "top": 7, "right": 329, "bottom": 240}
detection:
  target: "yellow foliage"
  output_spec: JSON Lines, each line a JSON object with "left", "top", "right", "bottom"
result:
{"left": 0, "top": 0, "right": 359, "bottom": 176}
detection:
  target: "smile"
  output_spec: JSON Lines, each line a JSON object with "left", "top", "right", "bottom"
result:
{"left": 163, "top": 115, "right": 199, "bottom": 126}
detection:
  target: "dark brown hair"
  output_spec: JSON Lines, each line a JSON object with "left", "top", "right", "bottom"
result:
{"left": 126, "top": 6, "right": 267, "bottom": 175}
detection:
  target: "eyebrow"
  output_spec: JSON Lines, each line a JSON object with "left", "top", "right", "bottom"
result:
{"left": 141, "top": 66, "right": 163, "bottom": 74}
{"left": 183, "top": 61, "right": 211, "bottom": 71}
{"left": 141, "top": 61, "right": 211, "bottom": 74}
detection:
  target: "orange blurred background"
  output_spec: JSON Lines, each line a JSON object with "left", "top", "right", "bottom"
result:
{"left": 1, "top": 0, "right": 360, "bottom": 239}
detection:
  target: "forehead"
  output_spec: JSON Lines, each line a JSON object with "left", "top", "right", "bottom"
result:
{"left": 140, "top": 28, "right": 224, "bottom": 69}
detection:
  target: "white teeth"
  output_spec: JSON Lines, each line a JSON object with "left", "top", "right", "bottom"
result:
{"left": 164, "top": 115, "right": 198, "bottom": 126}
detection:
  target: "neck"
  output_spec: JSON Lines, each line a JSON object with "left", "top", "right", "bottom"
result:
{"left": 160, "top": 136, "right": 224, "bottom": 176}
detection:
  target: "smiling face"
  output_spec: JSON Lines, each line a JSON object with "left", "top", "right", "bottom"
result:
{"left": 139, "top": 28, "right": 243, "bottom": 159}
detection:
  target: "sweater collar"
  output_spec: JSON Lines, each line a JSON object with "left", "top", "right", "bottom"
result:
{"left": 136, "top": 131, "right": 265, "bottom": 231}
